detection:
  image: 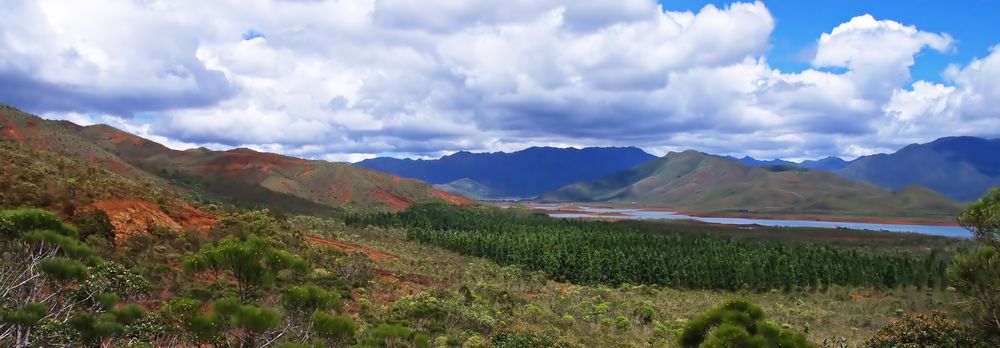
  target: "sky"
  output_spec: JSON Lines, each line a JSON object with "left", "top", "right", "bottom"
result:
{"left": 1, "top": 0, "right": 999, "bottom": 162}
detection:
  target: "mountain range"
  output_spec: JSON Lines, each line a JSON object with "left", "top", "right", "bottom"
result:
{"left": 356, "top": 146, "right": 656, "bottom": 199}
{"left": 540, "top": 150, "right": 963, "bottom": 221}
{"left": 733, "top": 137, "right": 1000, "bottom": 201}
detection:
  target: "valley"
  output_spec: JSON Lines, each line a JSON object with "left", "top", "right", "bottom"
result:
{"left": 1, "top": 102, "right": 997, "bottom": 347}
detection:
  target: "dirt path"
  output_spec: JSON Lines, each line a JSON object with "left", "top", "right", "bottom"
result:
{"left": 304, "top": 235, "right": 401, "bottom": 262}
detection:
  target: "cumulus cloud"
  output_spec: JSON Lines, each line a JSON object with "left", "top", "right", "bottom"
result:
{"left": 880, "top": 45, "right": 1000, "bottom": 144}
{"left": 0, "top": 0, "right": 996, "bottom": 161}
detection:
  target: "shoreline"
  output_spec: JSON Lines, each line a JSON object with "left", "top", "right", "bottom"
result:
{"left": 525, "top": 203, "right": 960, "bottom": 227}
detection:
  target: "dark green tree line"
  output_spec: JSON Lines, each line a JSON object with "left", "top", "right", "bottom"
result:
{"left": 355, "top": 203, "right": 949, "bottom": 291}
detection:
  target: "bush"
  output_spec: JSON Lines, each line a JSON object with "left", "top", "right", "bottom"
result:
{"left": 948, "top": 246, "right": 1000, "bottom": 336}
{"left": 863, "top": 311, "right": 977, "bottom": 348}
{"left": 311, "top": 312, "right": 356, "bottom": 344}
{"left": 75, "top": 261, "right": 151, "bottom": 303}
{"left": 368, "top": 323, "right": 414, "bottom": 346}
{"left": 73, "top": 209, "right": 115, "bottom": 242}
{"left": 491, "top": 328, "right": 571, "bottom": 348}
{"left": 678, "top": 299, "right": 814, "bottom": 348}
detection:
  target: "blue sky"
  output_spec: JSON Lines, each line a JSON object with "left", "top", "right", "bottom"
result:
{"left": 665, "top": 1, "right": 998, "bottom": 83}
{"left": 1, "top": 0, "right": 998, "bottom": 162}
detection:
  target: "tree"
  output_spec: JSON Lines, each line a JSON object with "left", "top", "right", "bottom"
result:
{"left": 281, "top": 284, "right": 343, "bottom": 341}
{"left": 958, "top": 187, "right": 1000, "bottom": 249}
{"left": 0, "top": 208, "right": 94, "bottom": 347}
{"left": 948, "top": 187, "right": 1000, "bottom": 337}
{"left": 184, "top": 234, "right": 308, "bottom": 303}
{"left": 678, "top": 299, "right": 815, "bottom": 348}
{"left": 948, "top": 246, "right": 1000, "bottom": 336}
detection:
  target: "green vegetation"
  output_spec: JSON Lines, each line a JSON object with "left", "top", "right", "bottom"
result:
{"left": 356, "top": 203, "right": 950, "bottom": 290}
{"left": 678, "top": 299, "right": 813, "bottom": 347}
{"left": 948, "top": 187, "right": 1000, "bottom": 340}
{"left": 0, "top": 138, "right": 170, "bottom": 212}
{"left": 4, "top": 104, "right": 999, "bottom": 346}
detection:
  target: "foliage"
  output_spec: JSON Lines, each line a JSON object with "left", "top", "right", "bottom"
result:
{"left": 66, "top": 297, "right": 148, "bottom": 347}
{"left": 72, "top": 209, "right": 115, "bottom": 243}
{"left": 862, "top": 311, "right": 978, "bottom": 348}
{"left": 0, "top": 208, "right": 102, "bottom": 346}
{"left": 678, "top": 299, "right": 814, "bottom": 348}
{"left": 357, "top": 203, "right": 949, "bottom": 290}
{"left": 282, "top": 284, "right": 343, "bottom": 317}
{"left": 311, "top": 312, "right": 356, "bottom": 345}
{"left": 491, "top": 328, "right": 573, "bottom": 348}
{"left": 947, "top": 246, "right": 1000, "bottom": 336}
{"left": 958, "top": 186, "right": 1000, "bottom": 249}
{"left": 184, "top": 234, "right": 308, "bottom": 302}
{"left": 949, "top": 188, "right": 1000, "bottom": 337}
{"left": 389, "top": 292, "right": 499, "bottom": 334}
{"left": 365, "top": 323, "right": 418, "bottom": 347}
{"left": 74, "top": 261, "right": 151, "bottom": 303}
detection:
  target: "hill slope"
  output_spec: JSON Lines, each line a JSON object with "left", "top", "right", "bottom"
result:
{"left": 0, "top": 105, "right": 469, "bottom": 213}
{"left": 356, "top": 146, "right": 657, "bottom": 198}
{"left": 540, "top": 150, "right": 962, "bottom": 221}
{"left": 836, "top": 136, "right": 1000, "bottom": 201}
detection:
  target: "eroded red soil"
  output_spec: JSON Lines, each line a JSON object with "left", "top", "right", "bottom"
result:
{"left": 304, "top": 235, "right": 401, "bottom": 262}
{"left": 371, "top": 188, "right": 412, "bottom": 211}
{"left": 89, "top": 200, "right": 217, "bottom": 241}
{"left": 430, "top": 189, "right": 474, "bottom": 205}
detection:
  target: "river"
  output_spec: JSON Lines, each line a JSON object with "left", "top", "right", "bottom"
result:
{"left": 533, "top": 205, "right": 969, "bottom": 238}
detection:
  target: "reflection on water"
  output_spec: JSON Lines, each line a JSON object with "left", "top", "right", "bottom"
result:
{"left": 535, "top": 205, "right": 969, "bottom": 238}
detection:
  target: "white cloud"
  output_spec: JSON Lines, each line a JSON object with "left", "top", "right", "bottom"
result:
{"left": 879, "top": 45, "right": 1000, "bottom": 144}
{"left": 1, "top": 1, "right": 995, "bottom": 161}
{"left": 813, "top": 14, "right": 953, "bottom": 98}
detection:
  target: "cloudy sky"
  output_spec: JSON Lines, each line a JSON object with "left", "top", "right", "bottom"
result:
{"left": 1, "top": 0, "right": 998, "bottom": 162}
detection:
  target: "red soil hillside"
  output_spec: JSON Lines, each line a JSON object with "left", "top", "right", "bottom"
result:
{"left": 88, "top": 200, "right": 218, "bottom": 242}
{"left": 0, "top": 104, "right": 472, "bottom": 213}
{"left": 0, "top": 105, "right": 163, "bottom": 182}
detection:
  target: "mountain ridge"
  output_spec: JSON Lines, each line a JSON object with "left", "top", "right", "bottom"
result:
{"left": 540, "top": 150, "right": 962, "bottom": 221}
{"left": 357, "top": 146, "right": 657, "bottom": 198}
{"left": 835, "top": 136, "right": 1000, "bottom": 201}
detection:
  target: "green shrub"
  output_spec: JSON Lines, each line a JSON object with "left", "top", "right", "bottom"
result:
{"left": 862, "top": 311, "right": 978, "bottom": 348}
{"left": 368, "top": 323, "right": 414, "bottom": 346}
{"left": 282, "top": 284, "right": 343, "bottom": 316}
{"left": 678, "top": 299, "right": 814, "bottom": 348}
{"left": 73, "top": 209, "right": 115, "bottom": 242}
{"left": 311, "top": 312, "right": 356, "bottom": 344}
{"left": 491, "top": 328, "right": 569, "bottom": 348}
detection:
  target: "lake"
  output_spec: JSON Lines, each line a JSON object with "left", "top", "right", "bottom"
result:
{"left": 534, "top": 205, "right": 970, "bottom": 238}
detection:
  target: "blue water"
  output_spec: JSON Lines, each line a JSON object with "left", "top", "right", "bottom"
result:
{"left": 538, "top": 206, "right": 969, "bottom": 238}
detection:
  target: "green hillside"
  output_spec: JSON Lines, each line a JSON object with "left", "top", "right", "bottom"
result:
{"left": 540, "top": 150, "right": 962, "bottom": 221}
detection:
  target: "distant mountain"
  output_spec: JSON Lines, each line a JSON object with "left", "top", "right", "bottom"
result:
{"left": 357, "top": 146, "right": 657, "bottom": 198}
{"left": 0, "top": 104, "right": 468, "bottom": 213}
{"left": 540, "top": 150, "right": 961, "bottom": 221}
{"left": 729, "top": 156, "right": 796, "bottom": 168}
{"left": 434, "top": 178, "right": 505, "bottom": 201}
{"left": 731, "top": 155, "right": 850, "bottom": 171}
{"left": 836, "top": 136, "right": 1000, "bottom": 201}
{"left": 799, "top": 156, "right": 850, "bottom": 170}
